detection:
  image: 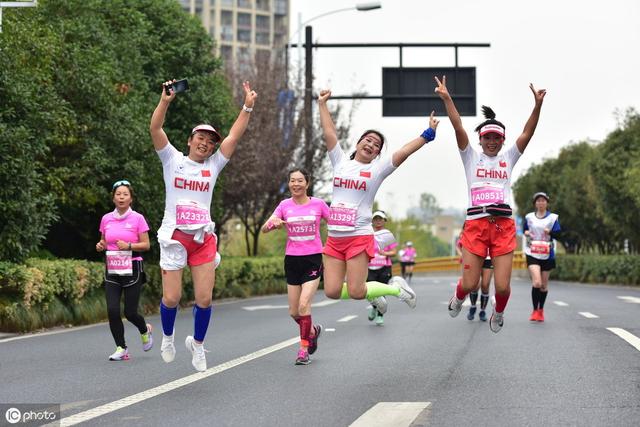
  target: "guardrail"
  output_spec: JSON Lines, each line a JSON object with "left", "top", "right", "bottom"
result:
{"left": 391, "top": 251, "right": 527, "bottom": 275}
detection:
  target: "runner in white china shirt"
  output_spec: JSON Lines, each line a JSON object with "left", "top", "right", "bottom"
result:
{"left": 435, "top": 75, "right": 546, "bottom": 333}
{"left": 317, "top": 88, "right": 439, "bottom": 307}
{"left": 150, "top": 79, "right": 257, "bottom": 372}
{"left": 524, "top": 191, "right": 561, "bottom": 322}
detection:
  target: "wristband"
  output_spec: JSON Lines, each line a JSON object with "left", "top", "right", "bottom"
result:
{"left": 128, "top": 242, "right": 132, "bottom": 250}
{"left": 420, "top": 127, "right": 436, "bottom": 142}
{"left": 242, "top": 104, "right": 253, "bottom": 113}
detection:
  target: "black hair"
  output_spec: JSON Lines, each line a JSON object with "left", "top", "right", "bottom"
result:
{"left": 111, "top": 183, "right": 134, "bottom": 200}
{"left": 288, "top": 168, "right": 311, "bottom": 184}
{"left": 349, "top": 129, "right": 386, "bottom": 160}
{"left": 474, "top": 105, "right": 506, "bottom": 134}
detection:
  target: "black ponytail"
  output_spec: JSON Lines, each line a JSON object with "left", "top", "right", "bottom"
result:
{"left": 474, "top": 105, "right": 506, "bottom": 134}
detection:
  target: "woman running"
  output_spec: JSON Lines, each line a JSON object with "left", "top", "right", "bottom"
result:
{"left": 366, "top": 210, "right": 398, "bottom": 326}
{"left": 435, "top": 75, "right": 546, "bottom": 333}
{"left": 261, "top": 168, "right": 329, "bottom": 365}
{"left": 524, "top": 192, "right": 561, "bottom": 322}
{"left": 96, "top": 180, "right": 152, "bottom": 361}
{"left": 150, "top": 79, "right": 257, "bottom": 371}
{"left": 318, "top": 89, "right": 439, "bottom": 308}
{"left": 399, "top": 241, "right": 417, "bottom": 283}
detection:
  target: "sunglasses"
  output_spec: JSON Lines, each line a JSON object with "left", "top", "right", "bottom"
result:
{"left": 112, "top": 180, "right": 131, "bottom": 190}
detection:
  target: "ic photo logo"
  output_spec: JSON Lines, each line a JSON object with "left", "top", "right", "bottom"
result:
{"left": 2, "top": 404, "right": 59, "bottom": 426}
{"left": 5, "top": 407, "right": 21, "bottom": 424}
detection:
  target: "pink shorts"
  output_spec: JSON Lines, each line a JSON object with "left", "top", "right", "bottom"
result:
{"left": 460, "top": 217, "right": 516, "bottom": 258}
{"left": 171, "top": 229, "right": 217, "bottom": 267}
{"left": 323, "top": 235, "right": 376, "bottom": 261}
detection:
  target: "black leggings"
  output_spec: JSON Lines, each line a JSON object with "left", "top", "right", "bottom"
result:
{"left": 105, "top": 281, "right": 147, "bottom": 348}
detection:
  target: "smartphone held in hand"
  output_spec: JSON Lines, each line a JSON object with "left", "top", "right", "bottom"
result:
{"left": 165, "top": 79, "right": 189, "bottom": 96}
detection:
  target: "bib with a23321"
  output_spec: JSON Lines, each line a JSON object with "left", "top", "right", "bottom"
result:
{"left": 176, "top": 199, "right": 210, "bottom": 226}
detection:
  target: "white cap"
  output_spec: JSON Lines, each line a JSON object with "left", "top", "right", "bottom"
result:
{"left": 406, "top": 241, "right": 413, "bottom": 246}
{"left": 372, "top": 210, "right": 387, "bottom": 220}
{"left": 191, "top": 124, "right": 222, "bottom": 142}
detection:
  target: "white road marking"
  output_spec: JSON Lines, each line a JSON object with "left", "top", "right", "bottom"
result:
{"left": 617, "top": 296, "right": 640, "bottom": 304}
{"left": 350, "top": 402, "right": 431, "bottom": 427}
{"left": 56, "top": 336, "right": 299, "bottom": 426}
{"left": 325, "top": 328, "right": 336, "bottom": 332}
{"left": 553, "top": 301, "right": 569, "bottom": 306}
{"left": 607, "top": 328, "right": 640, "bottom": 352}
{"left": 579, "top": 312, "right": 599, "bottom": 319}
{"left": 337, "top": 315, "right": 358, "bottom": 322}
{"left": 242, "top": 299, "right": 339, "bottom": 311}
{"left": 0, "top": 323, "right": 104, "bottom": 343}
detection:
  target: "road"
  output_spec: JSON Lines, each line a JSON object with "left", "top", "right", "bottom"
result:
{"left": 1, "top": 275, "right": 639, "bottom": 426}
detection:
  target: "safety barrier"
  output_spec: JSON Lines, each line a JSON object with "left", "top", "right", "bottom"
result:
{"left": 392, "top": 251, "right": 526, "bottom": 275}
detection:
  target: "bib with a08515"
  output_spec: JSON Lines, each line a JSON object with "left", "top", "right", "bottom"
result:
{"left": 470, "top": 181, "right": 505, "bottom": 206}
{"left": 286, "top": 215, "right": 316, "bottom": 241}
{"left": 530, "top": 240, "right": 551, "bottom": 255}
{"left": 176, "top": 199, "right": 210, "bottom": 225}
{"left": 106, "top": 250, "right": 133, "bottom": 276}
{"left": 327, "top": 202, "right": 357, "bottom": 231}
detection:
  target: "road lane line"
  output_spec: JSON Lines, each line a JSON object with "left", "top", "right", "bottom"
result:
{"left": 325, "top": 328, "right": 336, "bottom": 332}
{"left": 617, "top": 296, "right": 640, "bottom": 304}
{"left": 0, "top": 324, "right": 105, "bottom": 343}
{"left": 337, "top": 315, "right": 358, "bottom": 322}
{"left": 56, "top": 336, "right": 299, "bottom": 426}
{"left": 243, "top": 299, "right": 339, "bottom": 311}
{"left": 349, "top": 402, "right": 431, "bottom": 427}
{"left": 553, "top": 301, "right": 569, "bottom": 306}
{"left": 607, "top": 328, "right": 640, "bottom": 352}
{"left": 579, "top": 312, "right": 599, "bottom": 318}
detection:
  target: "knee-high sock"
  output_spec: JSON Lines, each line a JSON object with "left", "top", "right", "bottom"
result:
{"left": 160, "top": 301, "right": 178, "bottom": 336}
{"left": 298, "top": 315, "right": 312, "bottom": 348}
{"left": 531, "top": 287, "right": 541, "bottom": 310}
{"left": 340, "top": 281, "right": 400, "bottom": 300}
{"left": 469, "top": 291, "right": 478, "bottom": 306}
{"left": 455, "top": 279, "right": 468, "bottom": 300}
{"left": 480, "top": 293, "right": 489, "bottom": 310}
{"left": 539, "top": 290, "right": 548, "bottom": 309}
{"left": 193, "top": 304, "right": 212, "bottom": 342}
{"left": 494, "top": 290, "right": 511, "bottom": 313}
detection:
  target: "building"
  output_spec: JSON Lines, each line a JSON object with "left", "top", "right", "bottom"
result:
{"left": 178, "top": 0, "right": 290, "bottom": 66}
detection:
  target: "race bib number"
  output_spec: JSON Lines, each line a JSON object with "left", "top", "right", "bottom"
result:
{"left": 176, "top": 200, "right": 210, "bottom": 225}
{"left": 369, "top": 253, "right": 388, "bottom": 267}
{"left": 530, "top": 240, "right": 551, "bottom": 255}
{"left": 328, "top": 203, "right": 357, "bottom": 231}
{"left": 286, "top": 215, "right": 317, "bottom": 241}
{"left": 106, "top": 250, "right": 133, "bottom": 276}
{"left": 471, "top": 182, "right": 505, "bottom": 206}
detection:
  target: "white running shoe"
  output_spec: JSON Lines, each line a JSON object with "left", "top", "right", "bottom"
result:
{"left": 489, "top": 310, "right": 504, "bottom": 333}
{"left": 372, "top": 296, "right": 388, "bottom": 315}
{"left": 161, "top": 334, "right": 176, "bottom": 363}
{"left": 214, "top": 252, "right": 221, "bottom": 269}
{"left": 367, "top": 305, "right": 376, "bottom": 321}
{"left": 185, "top": 335, "right": 207, "bottom": 372}
{"left": 389, "top": 276, "right": 416, "bottom": 309}
{"left": 109, "top": 346, "right": 130, "bottom": 361}
{"left": 448, "top": 294, "right": 465, "bottom": 318}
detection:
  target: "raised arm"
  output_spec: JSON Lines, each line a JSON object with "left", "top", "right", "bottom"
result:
{"left": 515, "top": 83, "right": 547, "bottom": 153}
{"left": 392, "top": 111, "right": 440, "bottom": 167}
{"left": 219, "top": 81, "right": 258, "bottom": 159}
{"left": 149, "top": 79, "right": 177, "bottom": 151}
{"left": 434, "top": 75, "right": 469, "bottom": 150}
{"left": 317, "top": 89, "right": 338, "bottom": 152}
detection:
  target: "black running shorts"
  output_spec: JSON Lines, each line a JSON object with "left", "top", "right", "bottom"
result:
{"left": 284, "top": 254, "right": 323, "bottom": 286}
{"left": 526, "top": 255, "right": 556, "bottom": 271}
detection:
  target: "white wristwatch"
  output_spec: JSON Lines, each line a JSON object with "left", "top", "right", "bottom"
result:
{"left": 242, "top": 104, "right": 253, "bottom": 113}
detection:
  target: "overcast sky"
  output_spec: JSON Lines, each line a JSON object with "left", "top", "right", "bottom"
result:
{"left": 289, "top": 0, "right": 640, "bottom": 218}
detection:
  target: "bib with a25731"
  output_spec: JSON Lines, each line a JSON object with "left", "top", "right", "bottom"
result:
{"left": 106, "top": 250, "right": 133, "bottom": 276}
{"left": 470, "top": 181, "right": 505, "bottom": 206}
{"left": 286, "top": 215, "right": 316, "bottom": 241}
{"left": 327, "top": 202, "right": 357, "bottom": 231}
{"left": 176, "top": 199, "right": 210, "bottom": 226}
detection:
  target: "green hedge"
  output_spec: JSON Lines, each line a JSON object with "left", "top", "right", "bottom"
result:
{"left": 554, "top": 254, "right": 640, "bottom": 285}
{"left": 0, "top": 257, "right": 285, "bottom": 332}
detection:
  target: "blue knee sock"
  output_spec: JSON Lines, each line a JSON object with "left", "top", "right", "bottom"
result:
{"left": 193, "top": 304, "right": 212, "bottom": 342}
{"left": 160, "top": 301, "right": 178, "bottom": 336}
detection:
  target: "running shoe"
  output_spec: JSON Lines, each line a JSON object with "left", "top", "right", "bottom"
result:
{"left": 185, "top": 335, "right": 207, "bottom": 372}
{"left": 489, "top": 310, "right": 504, "bottom": 333}
{"left": 109, "top": 346, "right": 130, "bottom": 361}
{"left": 295, "top": 348, "right": 310, "bottom": 365}
{"left": 529, "top": 310, "right": 540, "bottom": 322}
{"left": 467, "top": 306, "right": 477, "bottom": 320}
{"left": 372, "top": 296, "right": 388, "bottom": 315}
{"left": 160, "top": 333, "right": 176, "bottom": 363}
{"left": 367, "top": 305, "right": 377, "bottom": 321}
{"left": 448, "top": 294, "right": 464, "bottom": 318}
{"left": 375, "top": 314, "right": 384, "bottom": 326}
{"left": 478, "top": 310, "right": 487, "bottom": 322}
{"left": 537, "top": 309, "right": 545, "bottom": 322}
{"left": 214, "top": 252, "right": 221, "bottom": 269}
{"left": 389, "top": 276, "right": 416, "bottom": 308}
{"left": 308, "top": 324, "right": 322, "bottom": 355}
{"left": 141, "top": 323, "right": 153, "bottom": 352}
